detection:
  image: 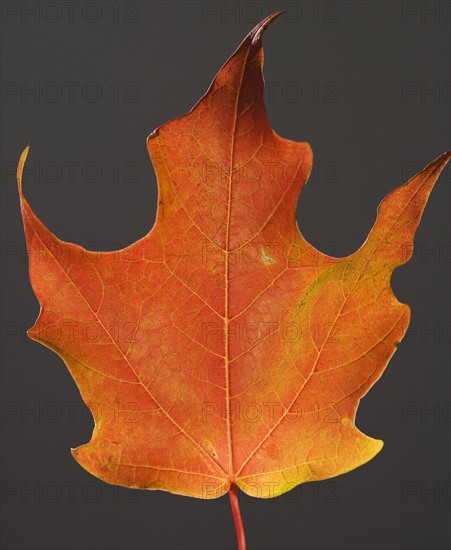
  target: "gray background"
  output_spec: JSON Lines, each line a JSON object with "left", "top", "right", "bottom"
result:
{"left": 1, "top": 1, "right": 450, "bottom": 549}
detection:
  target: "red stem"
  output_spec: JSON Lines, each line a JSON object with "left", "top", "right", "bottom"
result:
{"left": 228, "top": 483, "right": 246, "bottom": 550}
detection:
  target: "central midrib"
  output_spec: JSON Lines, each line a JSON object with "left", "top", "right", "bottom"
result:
{"left": 224, "top": 44, "right": 253, "bottom": 482}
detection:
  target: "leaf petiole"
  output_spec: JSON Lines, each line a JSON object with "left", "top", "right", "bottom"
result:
{"left": 228, "top": 483, "right": 246, "bottom": 550}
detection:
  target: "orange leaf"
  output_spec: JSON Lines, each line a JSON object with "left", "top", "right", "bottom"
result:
{"left": 17, "top": 12, "right": 450, "bottom": 548}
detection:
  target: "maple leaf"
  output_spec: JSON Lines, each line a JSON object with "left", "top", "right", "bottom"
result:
{"left": 17, "top": 12, "right": 450, "bottom": 550}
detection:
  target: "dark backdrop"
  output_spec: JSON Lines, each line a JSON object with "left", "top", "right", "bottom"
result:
{"left": 1, "top": 1, "right": 450, "bottom": 549}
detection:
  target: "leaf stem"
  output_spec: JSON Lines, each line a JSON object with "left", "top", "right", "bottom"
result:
{"left": 228, "top": 483, "right": 246, "bottom": 550}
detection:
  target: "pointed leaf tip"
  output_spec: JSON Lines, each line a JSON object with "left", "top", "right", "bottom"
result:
{"left": 17, "top": 144, "right": 31, "bottom": 195}
{"left": 249, "top": 11, "right": 283, "bottom": 45}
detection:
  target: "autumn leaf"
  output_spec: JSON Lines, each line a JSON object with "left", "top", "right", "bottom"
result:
{"left": 17, "top": 12, "right": 450, "bottom": 550}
